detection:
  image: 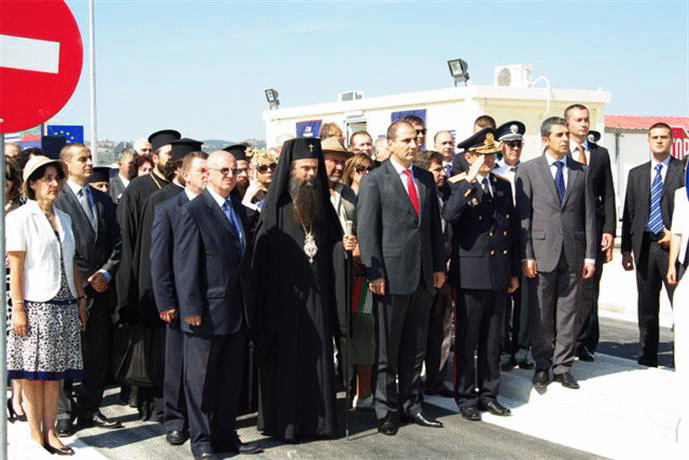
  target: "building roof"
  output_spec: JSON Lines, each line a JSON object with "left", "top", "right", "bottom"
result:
{"left": 605, "top": 115, "right": 689, "bottom": 130}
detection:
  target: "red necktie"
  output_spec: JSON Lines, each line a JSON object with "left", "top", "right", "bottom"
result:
{"left": 404, "top": 169, "right": 420, "bottom": 216}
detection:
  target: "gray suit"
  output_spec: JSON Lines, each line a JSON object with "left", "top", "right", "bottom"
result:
{"left": 515, "top": 153, "right": 596, "bottom": 375}
{"left": 357, "top": 159, "right": 444, "bottom": 421}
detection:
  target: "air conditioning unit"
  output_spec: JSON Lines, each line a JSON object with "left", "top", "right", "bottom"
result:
{"left": 337, "top": 90, "right": 364, "bottom": 102}
{"left": 494, "top": 65, "right": 533, "bottom": 88}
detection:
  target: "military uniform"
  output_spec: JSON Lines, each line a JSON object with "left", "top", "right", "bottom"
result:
{"left": 443, "top": 128, "right": 519, "bottom": 419}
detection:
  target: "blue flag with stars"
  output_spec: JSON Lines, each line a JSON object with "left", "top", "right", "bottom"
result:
{"left": 47, "top": 125, "right": 84, "bottom": 144}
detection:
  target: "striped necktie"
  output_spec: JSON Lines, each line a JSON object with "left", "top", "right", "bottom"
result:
{"left": 647, "top": 163, "right": 664, "bottom": 234}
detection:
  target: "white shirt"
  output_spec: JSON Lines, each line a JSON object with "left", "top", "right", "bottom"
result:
{"left": 389, "top": 156, "right": 420, "bottom": 211}
{"left": 184, "top": 187, "right": 199, "bottom": 202}
{"left": 5, "top": 201, "right": 77, "bottom": 301}
{"left": 493, "top": 159, "right": 519, "bottom": 204}
{"left": 545, "top": 150, "right": 569, "bottom": 189}
{"left": 650, "top": 155, "right": 671, "bottom": 184}
{"left": 476, "top": 173, "right": 493, "bottom": 197}
{"left": 569, "top": 139, "right": 590, "bottom": 164}
{"left": 118, "top": 174, "right": 129, "bottom": 189}
{"left": 207, "top": 187, "right": 230, "bottom": 208}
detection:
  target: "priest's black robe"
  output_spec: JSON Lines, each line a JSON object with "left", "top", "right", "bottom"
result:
{"left": 252, "top": 196, "right": 342, "bottom": 442}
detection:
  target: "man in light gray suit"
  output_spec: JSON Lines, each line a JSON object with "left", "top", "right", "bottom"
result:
{"left": 515, "top": 117, "right": 596, "bottom": 390}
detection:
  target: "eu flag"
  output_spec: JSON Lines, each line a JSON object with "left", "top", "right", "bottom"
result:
{"left": 47, "top": 125, "right": 84, "bottom": 144}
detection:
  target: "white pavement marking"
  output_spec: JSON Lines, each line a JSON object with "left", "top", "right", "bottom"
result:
{"left": 0, "top": 34, "right": 60, "bottom": 74}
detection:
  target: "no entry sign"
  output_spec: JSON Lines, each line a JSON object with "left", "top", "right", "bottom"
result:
{"left": 0, "top": 0, "right": 83, "bottom": 134}
{"left": 672, "top": 126, "right": 689, "bottom": 160}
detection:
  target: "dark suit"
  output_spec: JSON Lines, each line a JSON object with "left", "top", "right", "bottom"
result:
{"left": 515, "top": 153, "right": 596, "bottom": 375}
{"left": 54, "top": 183, "right": 121, "bottom": 419}
{"left": 150, "top": 187, "right": 188, "bottom": 435}
{"left": 357, "top": 159, "right": 444, "bottom": 421}
{"left": 174, "top": 189, "right": 251, "bottom": 456}
{"left": 571, "top": 142, "right": 616, "bottom": 355}
{"left": 444, "top": 174, "right": 519, "bottom": 407}
{"left": 621, "top": 156, "right": 684, "bottom": 366}
{"left": 110, "top": 174, "right": 127, "bottom": 204}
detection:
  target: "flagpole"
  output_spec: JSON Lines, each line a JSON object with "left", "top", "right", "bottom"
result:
{"left": 89, "top": 0, "right": 98, "bottom": 161}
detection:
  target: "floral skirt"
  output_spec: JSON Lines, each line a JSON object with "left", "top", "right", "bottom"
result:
{"left": 6, "top": 298, "right": 83, "bottom": 381}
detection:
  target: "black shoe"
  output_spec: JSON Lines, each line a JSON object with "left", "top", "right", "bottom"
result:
{"left": 7, "top": 398, "right": 16, "bottom": 423}
{"left": 578, "top": 348, "right": 595, "bottom": 362}
{"left": 408, "top": 412, "right": 444, "bottom": 428}
{"left": 193, "top": 453, "right": 219, "bottom": 460}
{"left": 56, "top": 419, "right": 74, "bottom": 437}
{"left": 78, "top": 411, "right": 123, "bottom": 429}
{"left": 377, "top": 417, "right": 399, "bottom": 436}
{"left": 532, "top": 370, "right": 549, "bottom": 388}
{"left": 459, "top": 406, "right": 481, "bottom": 421}
{"left": 425, "top": 385, "right": 454, "bottom": 398}
{"left": 165, "top": 430, "right": 188, "bottom": 445}
{"left": 479, "top": 400, "right": 512, "bottom": 416}
{"left": 500, "top": 355, "right": 517, "bottom": 371}
{"left": 233, "top": 443, "right": 263, "bottom": 455}
{"left": 45, "top": 444, "right": 75, "bottom": 456}
{"left": 553, "top": 372, "right": 580, "bottom": 389}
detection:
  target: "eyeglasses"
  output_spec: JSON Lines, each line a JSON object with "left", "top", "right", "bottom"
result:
{"left": 355, "top": 166, "right": 373, "bottom": 173}
{"left": 209, "top": 167, "right": 239, "bottom": 176}
{"left": 506, "top": 141, "right": 522, "bottom": 149}
{"left": 257, "top": 163, "right": 277, "bottom": 173}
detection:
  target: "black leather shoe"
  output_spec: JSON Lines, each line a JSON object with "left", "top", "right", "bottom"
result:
{"left": 425, "top": 385, "right": 454, "bottom": 398}
{"left": 500, "top": 355, "right": 517, "bottom": 371}
{"left": 532, "top": 370, "right": 549, "bottom": 388}
{"left": 79, "top": 411, "right": 123, "bottom": 429}
{"left": 578, "top": 348, "right": 595, "bottom": 362}
{"left": 193, "top": 453, "right": 218, "bottom": 460}
{"left": 408, "top": 412, "right": 444, "bottom": 428}
{"left": 377, "top": 417, "right": 399, "bottom": 436}
{"left": 56, "top": 419, "right": 74, "bottom": 437}
{"left": 165, "top": 430, "right": 188, "bottom": 445}
{"left": 45, "top": 444, "right": 75, "bottom": 456}
{"left": 459, "top": 406, "right": 481, "bottom": 421}
{"left": 235, "top": 443, "right": 263, "bottom": 455}
{"left": 479, "top": 400, "right": 511, "bottom": 416}
{"left": 554, "top": 372, "right": 580, "bottom": 389}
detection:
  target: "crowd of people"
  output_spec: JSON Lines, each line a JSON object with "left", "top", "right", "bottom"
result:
{"left": 4, "top": 103, "right": 686, "bottom": 459}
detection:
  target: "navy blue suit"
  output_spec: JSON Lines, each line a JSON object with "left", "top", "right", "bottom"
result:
{"left": 174, "top": 189, "right": 250, "bottom": 456}
{"left": 150, "top": 187, "right": 188, "bottom": 435}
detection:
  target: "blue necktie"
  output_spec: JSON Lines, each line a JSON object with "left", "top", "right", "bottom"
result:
{"left": 554, "top": 160, "right": 565, "bottom": 205}
{"left": 222, "top": 199, "right": 246, "bottom": 256}
{"left": 78, "top": 186, "right": 96, "bottom": 229}
{"left": 648, "top": 163, "right": 664, "bottom": 234}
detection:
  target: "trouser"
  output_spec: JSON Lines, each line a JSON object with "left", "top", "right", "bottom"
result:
{"left": 529, "top": 254, "right": 581, "bottom": 375}
{"left": 576, "top": 249, "right": 605, "bottom": 354}
{"left": 373, "top": 283, "right": 432, "bottom": 421}
{"left": 501, "top": 274, "right": 530, "bottom": 356}
{"left": 163, "top": 322, "right": 187, "bottom": 433}
{"left": 455, "top": 289, "right": 504, "bottom": 409}
{"left": 184, "top": 329, "right": 245, "bottom": 455}
{"left": 424, "top": 282, "right": 453, "bottom": 390}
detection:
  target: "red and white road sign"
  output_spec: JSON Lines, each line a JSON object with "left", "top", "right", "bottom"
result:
{"left": 0, "top": 0, "right": 83, "bottom": 134}
{"left": 672, "top": 126, "right": 689, "bottom": 160}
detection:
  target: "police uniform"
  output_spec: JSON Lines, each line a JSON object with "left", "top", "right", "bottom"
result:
{"left": 443, "top": 128, "right": 519, "bottom": 421}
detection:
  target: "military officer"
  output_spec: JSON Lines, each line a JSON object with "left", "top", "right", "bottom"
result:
{"left": 444, "top": 128, "right": 520, "bottom": 421}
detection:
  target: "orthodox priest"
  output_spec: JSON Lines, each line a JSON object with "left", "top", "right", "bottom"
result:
{"left": 252, "top": 137, "right": 343, "bottom": 442}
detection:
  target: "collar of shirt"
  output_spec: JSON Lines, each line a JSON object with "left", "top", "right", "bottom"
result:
{"left": 650, "top": 154, "right": 672, "bottom": 182}
{"left": 545, "top": 149, "right": 569, "bottom": 169}
{"left": 476, "top": 173, "right": 493, "bottom": 195}
{"left": 184, "top": 187, "right": 199, "bottom": 202}
{"left": 569, "top": 138, "right": 590, "bottom": 154}
{"left": 206, "top": 187, "right": 230, "bottom": 208}
{"left": 67, "top": 178, "right": 89, "bottom": 196}
{"left": 389, "top": 155, "right": 413, "bottom": 176}
{"left": 118, "top": 174, "right": 129, "bottom": 187}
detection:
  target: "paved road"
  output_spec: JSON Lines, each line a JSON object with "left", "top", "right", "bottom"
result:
{"left": 13, "top": 315, "right": 667, "bottom": 460}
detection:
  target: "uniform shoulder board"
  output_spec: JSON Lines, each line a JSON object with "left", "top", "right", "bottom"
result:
{"left": 448, "top": 172, "right": 468, "bottom": 184}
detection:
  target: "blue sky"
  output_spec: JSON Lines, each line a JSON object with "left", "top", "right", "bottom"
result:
{"left": 53, "top": 0, "right": 688, "bottom": 142}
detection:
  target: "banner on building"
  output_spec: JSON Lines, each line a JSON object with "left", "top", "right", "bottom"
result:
{"left": 3, "top": 125, "right": 43, "bottom": 149}
{"left": 296, "top": 120, "right": 322, "bottom": 138}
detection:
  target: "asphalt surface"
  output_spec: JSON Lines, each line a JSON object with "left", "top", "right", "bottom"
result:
{"left": 27, "top": 315, "right": 669, "bottom": 460}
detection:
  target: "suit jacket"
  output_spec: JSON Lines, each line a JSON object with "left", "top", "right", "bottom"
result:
{"left": 332, "top": 182, "right": 357, "bottom": 234}
{"left": 568, "top": 142, "right": 616, "bottom": 239}
{"left": 357, "top": 159, "right": 445, "bottom": 295}
{"left": 110, "top": 175, "right": 127, "bottom": 204}
{"left": 621, "top": 156, "right": 685, "bottom": 263}
{"left": 443, "top": 174, "right": 519, "bottom": 290}
{"left": 54, "top": 184, "right": 122, "bottom": 290}
{"left": 174, "top": 189, "right": 251, "bottom": 336}
{"left": 150, "top": 189, "right": 188, "bottom": 313}
{"left": 515, "top": 153, "right": 596, "bottom": 273}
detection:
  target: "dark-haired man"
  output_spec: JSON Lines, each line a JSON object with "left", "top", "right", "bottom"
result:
{"left": 404, "top": 115, "right": 427, "bottom": 152}
{"left": 515, "top": 117, "right": 596, "bottom": 390}
{"left": 622, "top": 122, "right": 684, "bottom": 367}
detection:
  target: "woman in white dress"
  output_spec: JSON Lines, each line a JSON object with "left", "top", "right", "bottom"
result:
{"left": 668, "top": 167, "right": 689, "bottom": 443}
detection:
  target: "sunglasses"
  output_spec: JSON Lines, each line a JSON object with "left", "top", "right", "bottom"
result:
{"left": 506, "top": 141, "right": 522, "bottom": 149}
{"left": 355, "top": 166, "right": 373, "bottom": 173}
{"left": 415, "top": 129, "right": 427, "bottom": 135}
{"left": 257, "top": 163, "right": 277, "bottom": 173}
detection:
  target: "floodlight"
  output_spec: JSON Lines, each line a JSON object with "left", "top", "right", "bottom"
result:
{"left": 264, "top": 88, "right": 280, "bottom": 109}
{"left": 447, "top": 59, "right": 470, "bottom": 86}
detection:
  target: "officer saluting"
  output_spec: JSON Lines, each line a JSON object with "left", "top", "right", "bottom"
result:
{"left": 444, "top": 128, "right": 520, "bottom": 422}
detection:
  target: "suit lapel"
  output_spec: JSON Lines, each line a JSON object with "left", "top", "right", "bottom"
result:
{"left": 563, "top": 161, "right": 581, "bottom": 207}
{"left": 663, "top": 157, "right": 681, "bottom": 197}
{"left": 203, "top": 190, "right": 236, "bottom": 237}
{"left": 385, "top": 160, "right": 417, "bottom": 217}
{"left": 63, "top": 186, "right": 97, "bottom": 239}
